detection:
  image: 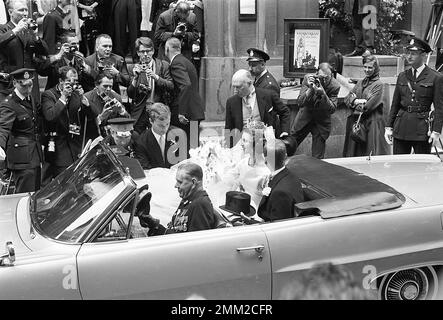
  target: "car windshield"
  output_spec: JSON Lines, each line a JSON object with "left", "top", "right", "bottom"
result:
{"left": 30, "top": 144, "right": 127, "bottom": 243}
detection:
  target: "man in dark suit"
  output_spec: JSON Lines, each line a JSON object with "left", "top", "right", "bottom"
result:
{"left": 42, "top": 0, "right": 72, "bottom": 55}
{"left": 41, "top": 66, "right": 94, "bottom": 180}
{"left": 149, "top": 0, "right": 174, "bottom": 39}
{"left": 38, "top": 31, "right": 95, "bottom": 90}
{"left": 154, "top": 1, "right": 198, "bottom": 61}
{"left": 0, "top": 0, "right": 49, "bottom": 102}
{"left": 291, "top": 62, "right": 340, "bottom": 159}
{"left": 84, "top": 72, "right": 129, "bottom": 141}
{"left": 84, "top": 34, "right": 130, "bottom": 94}
{"left": 134, "top": 102, "right": 177, "bottom": 169}
{"left": 224, "top": 69, "right": 290, "bottom": 147}
{"left": 258, "top": 139, "right": 304, "bottom": 222}
{"left": 165, "top": 36, "right": 204, "bottom": 154}
{"left": 127, "top": 37, "right": 174, "bottom": 133}
{"left": 0, "top": 68, "right": 43, "bottom": 193}
{"left": 385, "top": 37, "right": 443, "bottom": 154}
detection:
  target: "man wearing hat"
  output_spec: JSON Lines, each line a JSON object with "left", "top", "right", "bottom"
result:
{"left": 247, "top": 48, "right": 283, "bottom": 137}
{"left": 137, "top": 162, "right": 218, "bottom": 236}
{"left": 105, "top": 117, "right": 139, "bottom": 158}
{"left": 385, "top": 36, "right": 443, "bottom": 154}
{"left": 0, "top": 68, "right": 44, "bottom": 193}
{"left": 257, "top": 139, "right": 304, "bottom": 222}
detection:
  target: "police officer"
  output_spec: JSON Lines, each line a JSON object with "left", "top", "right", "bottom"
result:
{"left": 0, "top": 68, "right": 43, "bottom": 193}
{"left": 247, "top": 48, "right": 285, "bottom": 138}
{"left": 385, "top": 37, "right": 443, "bottom": 154}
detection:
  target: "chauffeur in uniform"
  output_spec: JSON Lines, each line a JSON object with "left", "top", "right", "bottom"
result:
{"left": 385, "top": 37, "right": 443, "bottom": 154}
{"left": 103, "top": 117, "right": 139, "bottom": 158}
{"left": 0, "top": 68, "right": 43, "bottom": 193}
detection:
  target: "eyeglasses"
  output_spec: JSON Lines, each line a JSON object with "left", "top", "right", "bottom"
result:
{"left": 138, "top": 49, "right": 153, "bottom": 55}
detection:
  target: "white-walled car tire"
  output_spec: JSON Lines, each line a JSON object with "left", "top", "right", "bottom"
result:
{"left": 378, "top": 266, "right": 438, "bottom": 300}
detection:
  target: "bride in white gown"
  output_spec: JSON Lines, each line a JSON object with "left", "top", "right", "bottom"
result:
{"left": 137, "top": 122, "right": 273, "bottom": 225}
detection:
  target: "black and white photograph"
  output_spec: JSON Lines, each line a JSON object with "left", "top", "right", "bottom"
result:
{"left": 2, "top": 0, "right": 443, "bottom": 308}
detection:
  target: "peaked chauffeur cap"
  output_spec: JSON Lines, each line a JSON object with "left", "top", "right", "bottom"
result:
{"left": 246, "top": 48, "right": 270, "bottom": 62}
{"left": 10, "top": 68, "right": 35, "bottom": 80}
{"left": 406, "top": 36, "right": 432, "bottom": 53}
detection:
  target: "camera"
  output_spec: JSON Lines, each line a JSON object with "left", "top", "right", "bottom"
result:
{"left": 27, "top": 19, "right": 38, "bottom": 31}
{"left": 0, "top": 72, "right": 10, "bottom": 82}
{"left": 177, "top": 22, "right": 187, "bottom": 33}
{"left": 69, "top": 124, "right": 81, "bottom": 136}
{"left": 69, "top": 45, "right": 78, "bottom": 54}
{"left": 312, "top": 75, "right": 321, "bottom": 86}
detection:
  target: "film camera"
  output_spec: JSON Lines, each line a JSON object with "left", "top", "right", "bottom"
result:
{"left": 27, "top": 19, "right": 38, "bottom": 31}
{"left": 312, "top": 75, "right": 321, "bottom": 87}
{"left": 177, "top": 22, "right": 187, "bottom": 33}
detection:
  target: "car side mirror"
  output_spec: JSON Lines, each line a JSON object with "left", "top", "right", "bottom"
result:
{"left": 0, "top": 241, "right": 15, "bottom": 267}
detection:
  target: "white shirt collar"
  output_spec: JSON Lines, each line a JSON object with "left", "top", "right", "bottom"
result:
{"left": 151, "top": 129, "right": 165, "bottom": 144}
{"left": 14, "top": 88, "right": 27, "bottom": 101}
{"left": 271, "top": 166, "right": 285, "bottom": 179}
{"left": 414, "top": 64, "right": 426, "bottom": 77}
{"left": 170, "top": 53, "right": 179, "bottom": 64}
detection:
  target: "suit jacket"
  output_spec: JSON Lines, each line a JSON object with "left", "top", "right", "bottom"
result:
{"left": 0, "top": 21, "right": 49, "bottom": 96}
{"left": 169, "top": 53, "right": 204, "bottom": 120}
{"left": 126, "top": 58, "right": 174, "bottom": 122}
{"left": 0, "top": 91, "right": 43, "bottom": 170}
{"left": 388, "top": 66, "right": 443, "bottom": 141}
{"left": 293, "top": 74, "right": 341, "bottom": 139}
{"left": 42, "top": 6, "right": 69, "bottom": 55}
{"left": 224, "top": 87, "right": 290, "bottom": 146}
{"left": 41, "top": 88, "right": 93, "bottom": 166}
{"left": 154, "top": 7, "right": 199, "bottom": 61}
{"left": 257, "top": 167, "right": 304, "bottom": 222}
{"left": 134, "top": 128, "right": 175, "bottom": 169}
{"left": 254, "top": 70, "right": 280, "bottom": 95}
{"left": 85, "top": 52, "right": 130, "bottom": 94}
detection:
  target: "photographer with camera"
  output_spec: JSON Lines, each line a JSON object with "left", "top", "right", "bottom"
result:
{"left": 38, "top": 31, "right": 95, "bottom": 91}
{"left": 85, "top": 34, "right": 130, "bottom": 95}
{"left": 0, "top": 0, "right": 49, "bottom": 102}
{"left": 42, "top": 0, "right": 72, "bottom": 55}
{"left": 154, "top": 1, "right": 198, "bottom": 61}
{"left": 290, "top": 62, "right": 340, "bottom": 159}
{"left": 41, "top": 66, "right": 94, "bottom": 181}
{"left": 84, "top": 71, "right": 129, "bottom": 140}
{"left": 127, "top": 37, "right": 174, "bottom": 134}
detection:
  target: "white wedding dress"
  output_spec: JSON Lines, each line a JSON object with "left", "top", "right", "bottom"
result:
{"left": 135, "top": 140, "right": 270, "bottom": 225}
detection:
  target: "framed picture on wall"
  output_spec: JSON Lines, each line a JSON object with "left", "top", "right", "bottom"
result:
{"left": 239, "top": 0, "right": 257, "bottom": 21}
{"left": 284, "top": 18, "right": 330, "bottom": 78}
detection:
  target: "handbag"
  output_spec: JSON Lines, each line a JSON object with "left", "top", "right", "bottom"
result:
{"left": 350, "top": 112, "right": 367, "bottom": 144}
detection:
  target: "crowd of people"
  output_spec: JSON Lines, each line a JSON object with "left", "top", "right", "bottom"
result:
{"left": 1, "top": 0, "right": 443, "bottom": 239}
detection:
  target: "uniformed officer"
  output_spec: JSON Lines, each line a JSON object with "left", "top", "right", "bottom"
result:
{"left": 104, "top": 117, "right": 139, "bottom": 158}
{"left": 247, "top": 48, "right": 280, "bottom": 95}
{"left": 0, "top": 68, "right": 43, "bottom": 193}
{"left": 246, "top": 48, "right": 286, "bottom": 138}
{"left": 385, "top": 37, "right": 443, "bottom": 154}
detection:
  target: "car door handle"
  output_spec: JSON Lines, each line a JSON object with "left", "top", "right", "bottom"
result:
{"left": 236, "top": 245, "right": 265, "bottom": 261}
{"left": 236, "top": 245, "right": 265, "bottom": 253}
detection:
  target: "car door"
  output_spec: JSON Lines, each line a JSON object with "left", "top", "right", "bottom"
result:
{"left": 76, "top": 222, "right": 271, "bottom": 299}
{"left": 262, "top": 206, "right": 443, "bottom": 300}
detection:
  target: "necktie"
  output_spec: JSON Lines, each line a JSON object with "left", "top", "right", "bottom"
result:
{"left": 413, "top": 68, "right": 417, "bottom": 80}
{"left": 159, "top": 135, "right": 165, "bottom": 160}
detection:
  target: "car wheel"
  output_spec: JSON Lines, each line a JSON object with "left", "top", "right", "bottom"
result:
{"left": 378, "top": 266, "right": 438, "bottom": 300}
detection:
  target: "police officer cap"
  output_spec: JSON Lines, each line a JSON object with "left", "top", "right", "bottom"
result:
{"left": 406, "top": 37, "right": 432, "bottom": 53}
{"left": 107, "top": 117, "right": 136, "bottom": 125}
{"left": 246, "top": 48, "right": 270, "bottom": 62}
{"left": 10, "top": 68, "right": 35, "bottom": 81}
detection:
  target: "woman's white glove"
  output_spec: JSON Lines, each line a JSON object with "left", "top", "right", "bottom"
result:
{"left": 384, "top": 127, "right": 393, "bottom": 145}
{"left": 0, "top": 146, "right": 5, "bottom": 160}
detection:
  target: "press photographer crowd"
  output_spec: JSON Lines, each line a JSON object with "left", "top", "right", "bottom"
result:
{"left": 0, "top": 0, "right": 443, "bottom": 200}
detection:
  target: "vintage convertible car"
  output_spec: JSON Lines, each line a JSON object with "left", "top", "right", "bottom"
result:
{"left": 1, "top": 143, "right": 443, "bottom": 300}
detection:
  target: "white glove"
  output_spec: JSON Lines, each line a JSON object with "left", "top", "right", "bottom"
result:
{"left": 428, "top": 131, "right": 441, "bottom": 145}
{"left": 0, "top": 146, "right": 5, "bottom": 160}
{"left": 384, "top": 127, "right": 393, "bottom": 145}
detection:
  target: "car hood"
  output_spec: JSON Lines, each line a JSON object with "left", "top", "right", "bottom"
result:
{"left": 0, "top": 194, "right": 32, "bottom": 254}
{"left": 328, "top": 155, "right": 443, "bottom": 206}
